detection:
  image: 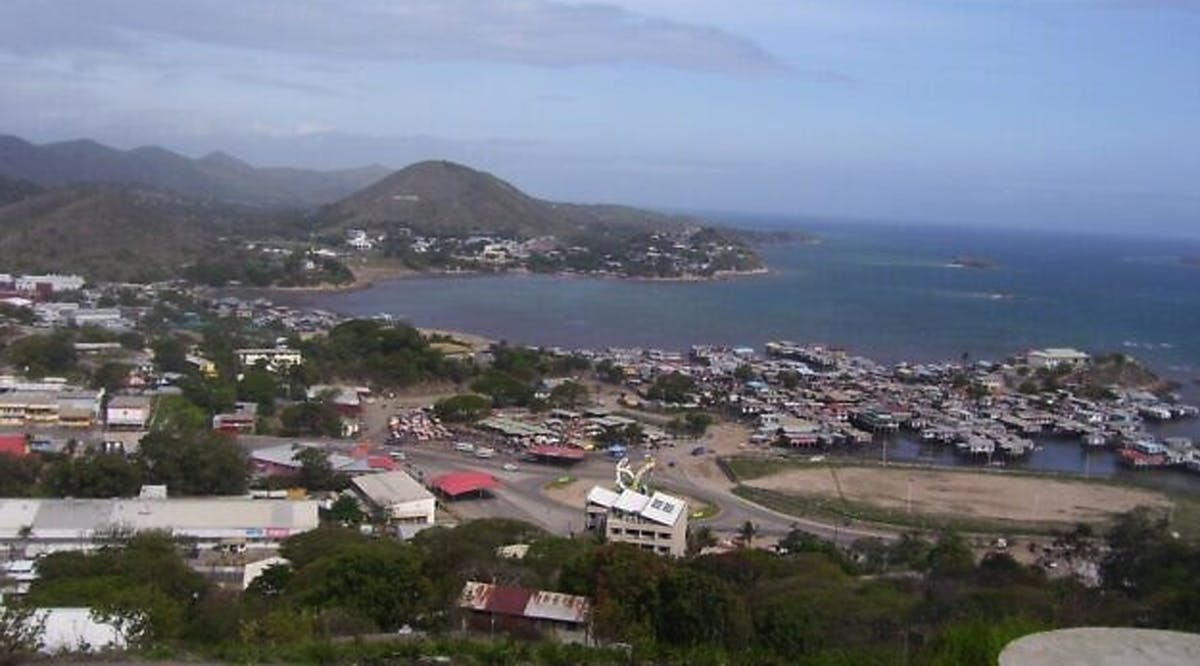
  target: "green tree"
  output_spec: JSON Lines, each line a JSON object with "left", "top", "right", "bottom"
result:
{"left": 548, "top": 380, "right": 590, "bottom": 408}
{"left": 90, "top": 362, "right": 130, "bottom": 393}
{"left": 738, "top": 520, "right": 758, "bottom": 548}
{"left": 647, "top": 372, "right": 697, "bottom": 404}
{"left": 433, "top": 394, "right": 492, "bottom": 423}
{"left": 150, "top": 395, "right": 209, "bottom": 432}
{"left": 237, "top": 364, "right": 279, "bottom": 415}
{"left": 41, "top": 453, "right": 142, "bottom": 498}
{"left": 279, "top": 401, "right": 343, "bottom": 438}
{"left": 0, "top": 603, "right": 46, "bottom": 665}
{"left": 5, "top": 332, "right": 76, "bottom": 377}
{"left": 137, "top": 431, "right": 248, "bottom": 495}
{"left": 294, "top": 446, "right": 347, "bottom": 492}
{"left": 325, "top": 495, "right": 365, "bottom": 526}
{"left": 151, "top": 336, "right": 190, "bottom": 374}
{"left": 288, "top": 541, "right": 430, "bottom": 631}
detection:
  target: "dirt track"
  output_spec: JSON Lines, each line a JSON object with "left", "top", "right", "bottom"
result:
{"left": 746, "top": 465, "right": 1171, "bottom": 525}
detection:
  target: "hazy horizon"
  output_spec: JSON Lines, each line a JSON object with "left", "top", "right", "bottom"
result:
{"left": 3, "top": 1, "right": 1197, "bottom": 235}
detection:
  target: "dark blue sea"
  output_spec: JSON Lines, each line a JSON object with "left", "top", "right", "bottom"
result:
{"left": 304, "top": 218, "right": 1200, "bottom": 487}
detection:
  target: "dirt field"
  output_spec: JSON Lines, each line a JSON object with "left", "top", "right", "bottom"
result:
{"left": 746, "top": 465, "right": 1172, "bottom": 525}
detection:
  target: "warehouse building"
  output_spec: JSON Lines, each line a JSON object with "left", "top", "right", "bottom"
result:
{"left": 349, "top": 470, "right": 436, "bottom": 526}
{"left": 0, "top": 497, "right": 320, "bottom": 557}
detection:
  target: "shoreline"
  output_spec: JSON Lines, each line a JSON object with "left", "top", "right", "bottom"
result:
{"left": 254, "top": 263, "right": 773, "bottom": 296}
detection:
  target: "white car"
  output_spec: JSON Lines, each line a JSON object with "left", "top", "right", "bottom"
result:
{"left": 503, "top": 463, "right": 519, "bottom": 472}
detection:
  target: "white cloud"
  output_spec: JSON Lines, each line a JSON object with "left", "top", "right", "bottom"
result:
{"left": 0, "top": 0, "right": 784, "bottom": 73}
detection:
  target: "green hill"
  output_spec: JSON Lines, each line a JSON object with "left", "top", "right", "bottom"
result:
{"left": 0, "top": 185, "right": 230, "bottom": 282}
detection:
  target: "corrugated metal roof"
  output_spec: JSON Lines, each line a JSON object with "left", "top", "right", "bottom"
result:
{"left": 613, "top": 489, "right": 651, "bottom": 514}
{"left": 0, "top": 498, "right": 320, "bottom": 539}
{"left": 350, "top": 470, "right": 432, "bottom": 506}
{"left": 459, "top": 581, "right": 589, "bottom": 624}
{"left": 585, "top": 486, "right": 620, "bottom": 508}
{"left": 430, "top": 472, "right": 499, "bottom": 497}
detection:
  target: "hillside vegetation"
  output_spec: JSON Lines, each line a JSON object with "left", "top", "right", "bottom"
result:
{"left": 0, "top": 134, "right": 388, "bottom": 208}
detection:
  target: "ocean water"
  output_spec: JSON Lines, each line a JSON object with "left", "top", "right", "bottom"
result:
{"left": 303, "top": 220, "right": 1200, "bottom": 486}
{"left": 309, "top": 220, "right": 1200, "bottom": 376}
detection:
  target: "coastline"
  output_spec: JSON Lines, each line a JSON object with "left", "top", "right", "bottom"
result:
{"left": 256, "top": 262, "right": 774, "bottom": 296}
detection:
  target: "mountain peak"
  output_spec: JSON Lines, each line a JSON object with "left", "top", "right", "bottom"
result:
{"left": 0, "top": 134, "right": 387, "bottom": 208}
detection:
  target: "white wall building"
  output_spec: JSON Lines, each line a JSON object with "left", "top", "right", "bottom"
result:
{"left": 15, "top": 274, "right": 85, "bottom": 294}
{"left": 236, "top": 347, "right": 303, "bottom": 372}
{"left": 105, "top": 395, "right": 152, "bottom": 429}
{"left": 0, "top": 498, "right": 320, "bottom": 557}
{"left": 585, "top": 486, "right": 688, "bottom": 557}
{"left": 350, "top": 470, "right": 436, "bottom": 526}
{"left": 1026, "top": 348, "right": 1090, "bottom": 370}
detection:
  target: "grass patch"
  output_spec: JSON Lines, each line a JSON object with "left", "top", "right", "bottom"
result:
{"left": 724, "top": 456, "right": 805, "bottom": 481}
{"left": 543, "top": 475, "right": 577, "bottom": 490}
{"left": 733, "top": 485, "right": 1074, "bottom": 537}
{"left": 723, "top": 455, "right": 1200, "bottom": 540}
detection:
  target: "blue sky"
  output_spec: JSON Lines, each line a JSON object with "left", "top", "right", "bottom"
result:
{"left": 1, "top": 1, "right": 1198, "bottom": 234}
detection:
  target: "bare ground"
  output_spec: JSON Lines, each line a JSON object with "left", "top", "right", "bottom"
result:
{"left": 746, "top": 465, "right": 1172, "bottom": 525}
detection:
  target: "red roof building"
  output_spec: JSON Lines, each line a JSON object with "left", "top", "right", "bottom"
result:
{"left": 0, "top": 434, "right": 29, "bottom": 457}
{"left": 430, "top": 471, "right": 500, "bottom": 497}
{"left": 458, "top": 580, "right": 591, "bottom": 642}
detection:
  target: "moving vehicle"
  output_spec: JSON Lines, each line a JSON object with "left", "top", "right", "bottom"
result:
{"left": 453, "top": 442, "right": 475, "bottom": 454}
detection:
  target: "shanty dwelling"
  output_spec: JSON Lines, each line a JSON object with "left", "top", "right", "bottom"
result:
{"left": 458, "top": 580, "right": 591, "bottom": 644}
{"left": 349, "top": 470, "right": 436, "bottom": 527}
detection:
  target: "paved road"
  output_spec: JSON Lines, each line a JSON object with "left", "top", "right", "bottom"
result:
{"left": 238, "top": 432, "right": 896, "bottom": 547}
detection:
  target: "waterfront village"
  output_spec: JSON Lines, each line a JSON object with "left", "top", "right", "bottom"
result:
{"left": 0, "top": 270, "right": 1196, "bottom": 655}
{"left": 252, "top": 225, "right": 766, "bottom": 281}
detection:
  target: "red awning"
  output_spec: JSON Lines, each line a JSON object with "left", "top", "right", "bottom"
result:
{"left": 531, "top": 445, "right": 585, "bottom": 461}
{"left": 431, "top": 471, "right": 500, "bottom": 496}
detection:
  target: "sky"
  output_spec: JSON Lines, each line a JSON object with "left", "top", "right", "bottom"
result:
{"left": 1, "top": 0, "right": 1198, "bottom": 234}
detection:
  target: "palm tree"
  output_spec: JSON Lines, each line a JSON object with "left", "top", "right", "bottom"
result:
{"left": 738, "top": 520, "right": 757, "bottom": 548}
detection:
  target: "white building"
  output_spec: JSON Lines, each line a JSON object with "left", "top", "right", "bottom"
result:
{"left": 0, "top": 497, "right": 320, "bottom": 556}
{"left": 15, "top": 274, "right": 85, "bottom": 294}
{"left": 34, "top": 608, "right": 126, "bottom": 654}
{"left": 1026, "top": 348, "right": 1090, "bottom": 370}
{"left": 585, "top": 486, "right": 688, "bottom": 557}
{"left": 346, "top": 228, "right": 374, "bottom": 251}
{"left": 349, "top": 470, "right": 436, "bottom": 526}
{"left": 67, "top": 308, "right": 127, "bottom": 330}
{"left": 236, "top": 347, "right": 303, "bottom": 372}
{"left": 105, "top": 395, "right": 153, "bottom": 429}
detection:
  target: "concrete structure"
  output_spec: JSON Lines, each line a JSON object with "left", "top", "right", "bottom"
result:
{"left": 999, "top": 627, "right": 1200, "bottom": 666}
{"left": 105, "top": 395, "right": 152, "bottom": 429}
{"left": 1026, "top": 347, "right": 1090, "bottom": 370}
{"left": 458, "top": 580, "right": 590, "bottom": 643}
{"left": 0, "top": 392, "right": 58, "bottom": 427}
{"left": 0, "top": 498, "right": 320, "bottom": 556}
{"left": 67, "top": 308, "right": 126, "bottom": 329}
{"left": 213, "top": 402, "right": 258, "bottom": 434}
{"left": 350, "top": 470, "right": 436, "bottom": 525}
{"left": 242, "top": 556, "right": 290, "bottom": 590}
{"left": 33, "top": 607, "right": 126, "bottom": 654}
{"left": 585, "top": 486, "right": 688, "bottom": 556}
{"left": 236, "top": 347, "right": 303, "bottom": 372}
{"left": 15, "top": 274, "right": 85, "bottom": 294}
